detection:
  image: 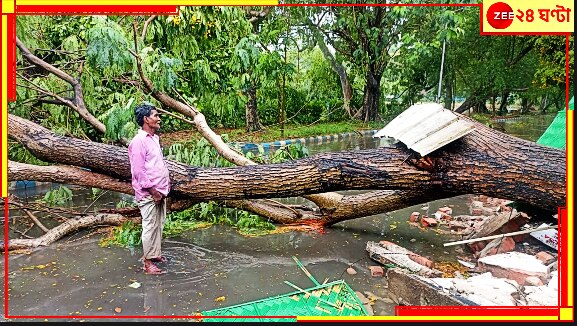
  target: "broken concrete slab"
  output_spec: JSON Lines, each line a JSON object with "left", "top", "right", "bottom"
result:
{"left": 386, "top": 268, "right": 478, "bottom": 306}
{"left": 523, "top": 285, "right": 558, "bottom": 306}
{"left": 366, "top": 241, "right": 442, "bottom": 277}
{"left": 426, "top": 272, "right": 520, "bottom": 306}
{"left": 477, "top": 252, "right": 548, "bottom": 285}
{"left": 547, "top": 270, "right": 558, "bottom": 291}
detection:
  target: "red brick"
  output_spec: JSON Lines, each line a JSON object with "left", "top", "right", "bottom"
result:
{"left": 421, "top": 217, "right": 438, "bottom": 227}
{"left": 468, "top": 241, "right": 487, "bottom": 253}
{"left": 498, "top": 214, "right": 531, "bottom": 242}
{"left": 471, "top": 208, "right": 483, "bottom": 216}
{"left": 535, "top": 251, "right": 556, "bottom": 265}
{"left": 524, "top": 276, "right": 544, "bottom": 286}
{"left": 369, "top": 265, "right": 384, "bottom": 277}
{"left": 479, "top": 237, "right": 516, "bottom": 258}
{"left": 438, "top": 206, "right": 453, "bottom": 215}
{"left": 409, "top": 255, "right": 434, "bottom": 269}
{"left": 498, "top": 237, "right": 516, "bottom": 253}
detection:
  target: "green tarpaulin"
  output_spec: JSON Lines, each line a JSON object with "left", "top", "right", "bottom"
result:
{"left": 536, "top": 96, "right": 572, "bottom": 149}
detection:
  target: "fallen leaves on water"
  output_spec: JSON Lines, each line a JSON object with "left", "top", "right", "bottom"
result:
{"left": 114, "top": 307, "right": 122, "bottom": 313}
{"left": 21, "top": 262, "right": 54, "bottom": 271}
{"left": 435, "top": 261, "right": 470, "bottom": 278}
{"left": 10, "top": 249, "right": 32, "bottom": 255}
{"left": 214, "top": 296, "right": 226, "bottom": 302}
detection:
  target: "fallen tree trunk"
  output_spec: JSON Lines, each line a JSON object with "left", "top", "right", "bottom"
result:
{"left": 8, "top": 113, "right": 565, "bottom": 212}
{"left": 10, "top": 159, "right": 448, "bottom": 226}
{"left": 0, "top": 212, "right": 139, "bottom": 251}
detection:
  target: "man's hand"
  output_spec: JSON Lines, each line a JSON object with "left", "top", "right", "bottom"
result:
{"left": 149, "top": 188, "right": 163, "bottom": 204}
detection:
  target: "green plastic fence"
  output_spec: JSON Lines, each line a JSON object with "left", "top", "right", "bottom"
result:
{"left": 201, "top": 280, "right": 368, "bottom": 322}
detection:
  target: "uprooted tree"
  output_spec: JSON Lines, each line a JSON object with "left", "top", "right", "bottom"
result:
{"left": 3, "top": 18, "right": 566, "bottom": 251}
{"left": 5, "top": 109, "right": 566, "bottom": 251}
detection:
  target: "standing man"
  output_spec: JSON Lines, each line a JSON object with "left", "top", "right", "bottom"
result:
{"left": 128, "top": 103, "right": 171, "bottom": 275}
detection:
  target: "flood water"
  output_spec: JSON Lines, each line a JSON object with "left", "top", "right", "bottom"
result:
{"left": 1, "top": 114, "right": 557, "bottom": 321}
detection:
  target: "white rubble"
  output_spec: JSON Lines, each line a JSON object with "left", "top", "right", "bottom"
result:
{"left": 547, "top": 270, "right": 558, "bottom": 291}
{"left": 478, "top": 252, "right": 548, "bottom": 274}
{"left": 523, "top": 285, "right": 558, "bottom": 306}
{"left": 424, "top": 272, "right": 520, "bottom": 306}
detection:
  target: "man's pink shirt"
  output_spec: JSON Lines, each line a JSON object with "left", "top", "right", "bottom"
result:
{"left": 128, "top": 129, "right": 171, "bottom": 201}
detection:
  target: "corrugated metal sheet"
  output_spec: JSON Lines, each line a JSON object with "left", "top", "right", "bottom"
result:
{"left": 373, "top": 103, "right": 476, "bottom": 156}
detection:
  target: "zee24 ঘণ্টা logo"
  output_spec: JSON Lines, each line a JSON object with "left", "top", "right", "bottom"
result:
{"left": 486, "top": 1, "right": 571, "bottom": 30}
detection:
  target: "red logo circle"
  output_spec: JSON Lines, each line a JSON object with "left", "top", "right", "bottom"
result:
{"left": 487, "top": 2, "right": 514, "bottom": 29}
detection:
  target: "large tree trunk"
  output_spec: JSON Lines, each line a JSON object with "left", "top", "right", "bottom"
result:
{"left": 455, "top": 90, "right": 488, "bottom": 114}
{"left": 498, "top": 91, "right": 511, "bottom": 115}
{"left": 245, "top": 85, "right": 263, "bottom": 132}
{"left": 360, "top": 70, "right": 382, "bottom": 122}
{"left": 308, "top": 19, "right": 354, "bottom": 118}
{"left": 8, "top": 113, "right": 565, "bottom": 212}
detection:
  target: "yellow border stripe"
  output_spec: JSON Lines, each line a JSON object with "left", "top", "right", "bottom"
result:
{"left": 297, "top": 316, "right": 560, "bottom": 321}
{"left": 567, "top": 108, "right": 574, "bottom": 306}
{"left": 1, "top": 15, "right": 7, "bottom": 198}
{"left": 2, "top": 1, "right": 15, "bottom": 13}
{"left": 560, "top": 308, "right": 573, "bottom": 321}
{"left": 17, "top": 0, "right": 278, "bottom": 5}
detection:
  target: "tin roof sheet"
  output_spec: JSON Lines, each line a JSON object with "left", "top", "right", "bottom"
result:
{"left": 373, "top": 103, "right": 476, "bottom": 156}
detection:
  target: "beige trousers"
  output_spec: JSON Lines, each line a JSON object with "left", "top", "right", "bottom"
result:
{"left": 138, "top": 197, "right": 167, "bottom": 260}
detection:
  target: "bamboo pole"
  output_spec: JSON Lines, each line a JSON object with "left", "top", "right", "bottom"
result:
{"left": 443, "top": 225, "right": 557, "bottom": 247}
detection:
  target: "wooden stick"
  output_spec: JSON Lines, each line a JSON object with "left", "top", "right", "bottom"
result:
{"left": 443, "top": 225, "right": 557, "bottom": 247}
{"left": 23, "top": 209, "right": 50, "bottom": 233}
{"left": 292, "top": 256, "right": 321, "bottom": 286}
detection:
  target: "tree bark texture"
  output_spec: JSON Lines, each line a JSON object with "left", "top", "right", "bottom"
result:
{"left": 245, "top": 85, "right": 264, "bottom": 132}
{"left": 361, "top": 70, "right": 382, "bottom": 122}
{"left": 8, "top": 113, "right": 565, "bottom": 212}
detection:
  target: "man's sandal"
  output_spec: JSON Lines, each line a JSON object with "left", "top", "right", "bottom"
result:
{"left": 150, "top": 256, "right": 168, "bottom": 263}
{"left": 143, "top": 263, "right": 166, "bottom": 275}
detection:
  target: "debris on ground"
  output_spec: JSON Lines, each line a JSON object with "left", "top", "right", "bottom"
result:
{"left": 369, "top": 195, "right": 559, "bottom": 306}
{"left": 366, "top": 241, "right": 442, "bottom": 277}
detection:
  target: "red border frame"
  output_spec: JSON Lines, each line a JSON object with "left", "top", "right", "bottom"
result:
{"left": 1, "top": 1, "right": 573, "bottom": 322}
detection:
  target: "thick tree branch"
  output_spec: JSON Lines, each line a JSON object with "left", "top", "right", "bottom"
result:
{"left": 141, "top": 15, "right": 157, "bottom": 41}
{"left": 16, "top": 37, "right": 106, "bottom": 134}
{"left": 1, "top": 212, "right": 139, "bottom": 251}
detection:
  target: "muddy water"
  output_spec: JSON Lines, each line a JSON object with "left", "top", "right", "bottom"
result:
{"left": 1, "top": 115, "right": 554, "bottom": 321}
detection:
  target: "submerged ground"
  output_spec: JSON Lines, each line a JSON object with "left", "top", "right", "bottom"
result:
{"left": 2, "top": 114, "right": 558, "bottom": 321}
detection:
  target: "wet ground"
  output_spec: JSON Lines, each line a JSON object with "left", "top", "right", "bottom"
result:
{"left": 1, "top": 114, "right": 557, "bottom": 321}
{"left": 2, "top": 193, "right": 470, "bottom": 321}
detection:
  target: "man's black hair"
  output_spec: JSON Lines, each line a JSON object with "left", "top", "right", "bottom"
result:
{"left": 134, "top": 103, "right": 156, "bottom": 127}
